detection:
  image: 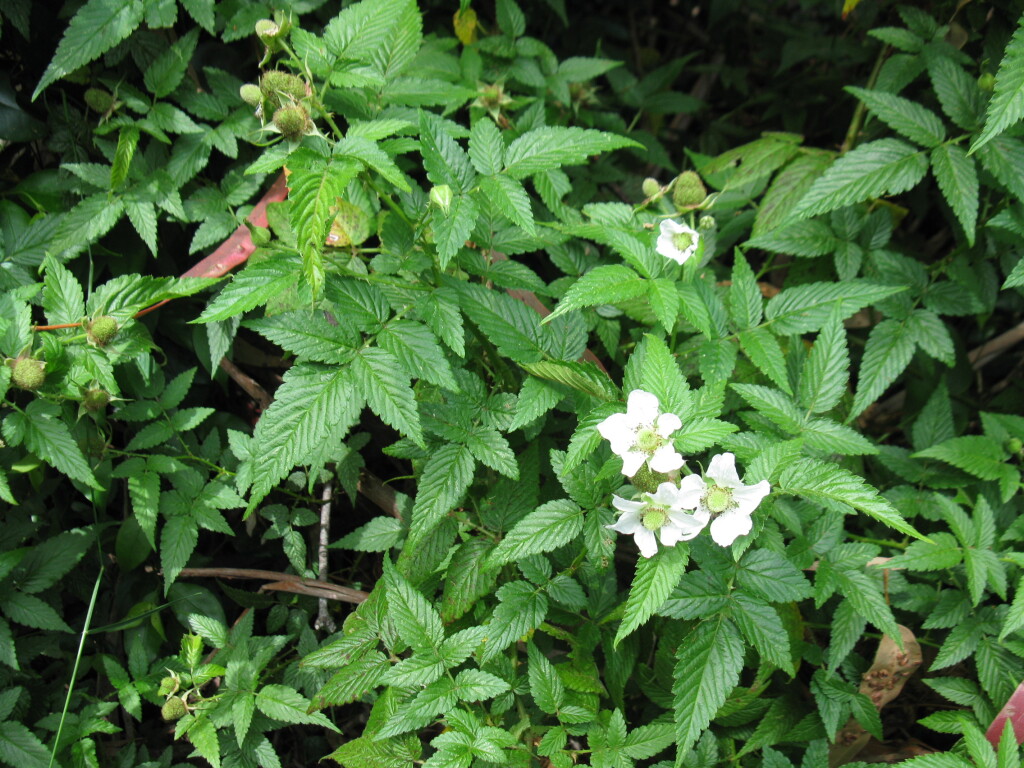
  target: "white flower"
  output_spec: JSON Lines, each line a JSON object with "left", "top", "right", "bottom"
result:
{"left": 676, "top": 452, "right": 771, "bottom": 547}
{"left": 607, "top": 482, "right": 710, "bottom": 558}
{"left": 656, "top": 219, "right": 700, "bottom": 265}
{"left": 597, "top": 390, "right": 684, "bottom": 477}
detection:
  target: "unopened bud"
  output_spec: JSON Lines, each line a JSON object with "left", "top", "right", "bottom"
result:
{"left": 83, "top": 388, "right": 110, "bottom": 412}
{"left": 978, "top": 73, "right": 996, "bottom": 92}
{"left": 672, "top": 171, "right": 707, "bottom": 210}
{"left": 641, "top": 178, "right": 661, "bottom": 198}
{"left": 429, "top": 185, "right": 454, "bottom": 214}
{"left": 240, "top": 84, "right": 262, "bottom": 108}
{"left": 273, "top": 105, "right": 312, "bottom": 140}
{"left": 1006, "top": 438, "right": 1023, "bottom": 454}
{"left": 11, "top": 358, "right": 45, "bottom": 391}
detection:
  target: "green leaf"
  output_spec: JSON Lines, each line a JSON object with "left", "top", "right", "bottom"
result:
{"left": 798, "top": 315, "right": 849, "bottom": 414}
{"left": 246, "top": 312, "right": 357, "bottom": 364}
{"left": 1004, "top": 254, "right": 1024, "bottom": 289}
{"left": 383, "top": 559, "right": 444, "bottom": 654}
{"left": 351, "top": 347, "right": 425, "bottom": 447}
{"left": 125, "top": 199, "right": 158, "bottom": 255}
{"left": 245, "top": 363, "right": 363, "bottom": 510}
{"left": 42, "top": 259, "right": 85, "bottom": 326}
{"left": 673, "top": 618, "right": 745, "bottom": 755}
{"left": 735, "top": 549, "right": 813, "bottom": 603}
{"left": 727, "top": 251, "right": 763, "bottom": 330}
{"left": 528, "top": 641, "right": 565, "bottom": 714}
{"left": 332, "top": 517, "right": 404, "bottom": 552}
{"left": 765, "top": 280, "right": 904, "bottom": 335}
{"left": 914, "top": 435, "right": 1013, "bottom": 481}
{"left": 790, "top": 139, "right": 928, "bottom": 220}
{"left": 432, "top": 193, "right": 479, "bottom": 270}
{"left": 160, "top": 514, "right": 197, "bottom": 592}
{"left": 378, "top": 320, "right": 458, "bottom": 391}
{"left": 831, "top": 567, "right": 901, "bottom": 641}
{"left": 732, "top": 383, "right": 803, "bottom": 433}
{"left": 256, "top": 684, "right": 339, "bottom": 731}
{"left": 441, "top": 540, "right": 498, "bottom": 623}
{"left": 615, "top": 544, "right": 688, "bottom": 646}
{"left": 503, "top": 127, "right": 640, "bottom": 179}
{"left": 335, "top": 136, "right": 410, "bottom": 192}
{"left": 926, "top": 55, "right": 983, "bottom": 131}
{"left": 731, "top": 593, "right": 793, "bottom": 674}
{"left": 547, "top": 264, "right": 647, "bottom": 321}
{"left": 780, "top": 458, "right": 921, "bottom": 538}
{"left": 469, "top": 118, "right": 505, "bottom": 175}
{"left": 482, "top": 581, "right": 548, "bottom": 662}
{"left": 519, "top": 360, "right": 616, "bottom": 400}
{"left": 971, "top": 14, "right": 1024, "bottom": 152}
{"left": 845, "top": 86, "right": 946, "bottom": 147}
{"left": 883, "top": 532, "right": 962, "bottom": 571}
{"left": 479, "top": 175, "right": 535, "bottom": 234}
{"left": 752, "top": 154, "right": 832, "bottom": 236}
{"left": 196, "top": 255, "right": 300, "bottom": 323}
{"left": 110, "top": 126, "right": 139, "bottom": 189}
{"left": 289, "top": 160, "right": 355, "bottom": 296}
{"left": 454, "top": 281, "right": 545, "bottom": 363}
{"left": 33, "top": 0, "right": 145, "bottom": 99}
{"left": 143, "top": 28, "right": 197, "bottom": 98}
{"left": 407, "top": 442, "right": 475, "bottom": 546}
{"left": 488, "top": 499, "right": 583, "bottom": 566}
{"left": 8, "top": 401, "right": 99, "bottom": 489}
{"left": 628, "top": 333, "right": 692, "bottom": 419}
{"left": 452, "top": 669, "right": 509, "bottom": 702}
{"left": 2, "top": 591, "right": 71, "bottom": 632}
{"left": 746, "top": 220, "right": 838, "bottom": 258}
{"left": 930, "top": 145, "right": 978, "bottom": 245}
{"left": 850, "top": 318, "right": 916, "bottom": 418}
{"left": 648, "top": 277, "right": 681, "bottom": 332}
{"left": 419, "top": 112, "right": 475, "bottom": 192}
{"left": 0, "top": 720, "right": 50, "bottom": 768}
{"left": 906, "top": 308, "right": 955, "bottom": 365}
{"left": 1001, "top": 576, "right": 1024, "bottom": 640}
{"left": 738, "top": 328, "right": 791, "bottom": 394}
{"left": 802, "top": 416, "right": 878, "bottom": 455}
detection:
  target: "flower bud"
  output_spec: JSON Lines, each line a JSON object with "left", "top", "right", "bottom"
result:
{"left": 158, "top": 675, "right": 180, "bottom": 697}
{"left": 239, "top": 84, "right": 262, "bottom": 108}
{"left": 11, "top": 358, "right": 45, "bottom": 391}
{"left": 1006, "top": 438, "right": 1023, "bottom": 454}
{"left": 641, "top": 178, "right": 661, "bottom": 198}
{"left": 429, "top": 184, "right": 454, "bottom": 214}
{"left": 249, "top": 224, "right": 272, "bottom": 247}
{"left": 255, "top": 19, "right": 281, "bottom": 46}
{"left": 87, "top": 316, "right": 119, "bottom": 346}
{"left": 978, "top": 72, "right": 996, "bottom": 92}
{"left": 273, "top": 105, "right": 312, "bottom": 141}
{"left": 161, "top": 697, "right": 187, "bottom": 721}
{"left": 671, "top": 171, "right": 707, "bottom": 210}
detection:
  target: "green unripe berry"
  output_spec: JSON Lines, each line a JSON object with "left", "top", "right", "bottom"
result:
{"left": 11, "top": 358, "right": 45, "bottom": 391}
{"left": 260, "top": 71, "right": 307, "bottom": 108}
{"left": 83, "top": 388, "right": 110, "bottom": 412}
{"left": 641, "top": 178, "right": 662, "bottom": 198}
{"left": 161, "top": 697, "right": 187, "bottom": 721}
{"left": 84, "top": 88, "right": 115, "bottom": 114}
{"left": 87, "top": 316, "right": 119, "bottom": 346}
{"left": 158, "top": 675, "right": 179, "bottom": 697}
{"left": 1006, "top": 438, "right": 1023, "bottom": 454}
{"left": 978, "top": 72, "right": 996, "bottom": 92}
{"left": 239, "top": 84, "right": 262, "bottom": 108}
{"left": 672, "top": 171, "right": 707, "bottom": 210}
{"left": 273, "top": 105, "right": 312, "bottom": 140}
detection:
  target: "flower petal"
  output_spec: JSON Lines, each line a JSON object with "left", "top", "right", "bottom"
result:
{"left": 732, "top": 480, "right": 771, "bottom": 515}
{"left": 675, "top": 475, "right": 705, "bottom": 508}
{"left": 649, "top": 444, "right": 684, "bottom": 473}
{"left": 710, "top": 509, "right": 753, "bottom": 546}
{"left": 626, "top": 389, "right": 660, "bottom": 426}
{"left": 633, "top": 527, "right": 659, "bottom": 558}
{"left": 607, "top": 511, "right": 642, "bottom": 535}
{"left": 706, "top": 452, "right": 742, "bottom": 488}
{"left": 648, "top": 482, "right": 681, "bottom": 507}
{"left": 598, "top": 412, "right": 636, "bottom": 454}
{"left": 612, "top": 495, "right": 646, "bottom": 515}
{"left": 655, "top": 412, "right": 682, "bottom": 437}
{"left": 620, "top": 451, "right": 647, "bottom": 478}
{"left": 658, "top": 521, "right": 686, "bottom": 547}
{"left": 667, "top": 509, "right": 710, "bottom": 541}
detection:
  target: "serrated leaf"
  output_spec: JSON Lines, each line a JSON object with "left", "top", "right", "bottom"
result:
{"left": 2, "top": 591, "right": 71, "bottom": 632}
{"left": 732, "top": 383, "right": 803, "bottom": 433}
{"left": 33, "top": 0, "right": 145, "bottom": 99}
{"left": 482, "top": 581, "right": 548, "bottom": 662}
{"left": 245, "top": 363, "right": 363, "bottom": 510}
{"left": 971, "top": 15, "right": 1024, "bottom": 153}
{"left": 519, "top": 360, "right": 616, "bottom": 400}
{"left": 731, "top": 593, "right": 793, "bottom": 674}
{"left": 419, "top": 111, "right": 475, "bottom": 192}
{"left": 906, "top": 308, "right": 955, "bottom": 365}
{"left": 246, "top": 312, "right": 356, "bottom": 364}
{"left": 547, "top": 264, "right": 647, "bottom": 321}
{"left": 803, "top": 416, "right": 878, "bottom": 455}
{"left": 453, "top": 669, "right": 509, "bottom": 702}
{"left": 799, "top": 315, "right": 849, "bottom": 413}
{"left": 850, "top": 318, "right": 916, "bottom": 418}
{"left": 469, "top": 118, "right": 504, "bottom": 175}
{"left": 479, "top": 174, "right": 534, "bottom": 234}
{"left": 0, "top": 720, "right": 50, "bottom": 768}
{"left": 503, "top": 127, "right": 639, "bottom": 179}
{"left": 488, "top": 500, "right": 583, "bottom": 566}
{"left": 383, "top": 559, "right": 444, "bottom": 654}
{"left": 673, "top": 618, "right": 745, "bottom": 755}
{"left": 378, "top": 320, "right": 458, "bottom": 391}
{"left": 410, "top": 443, "right": 474, "bottom": 544}
{"left": 351, "top": 347, "right": 424, "bottom": 447}
{"left": 735, "top": 549, "right": 813, "bottom": 603}
{"left": 649, "top": 277, "right": 681, "bottom": 332}
{"left": 747, "top": 219, "right": 838, "bottom": 258}
{"left": 846, "top": 86, "right": 947, "bottom": 147}
{"left": 42, "top": 259, "right": 84, "bottom": 326}
{"left": 930, "top": 145, "right": 978, "bottom": 245}
{"left": 831, "top": 567, "right": 901, "bottom": 641}
{"left": 779, "top": 458, "right": 922, "bottom": 539}
{"left": 528, "top": 641, "right": 565, "bottom": 714}
{"left": 765, "top": 280, "right": 905, "bottom": 335}
{"left": 927, "top": 55, "right": 983, "bottom": 131}
{"left": 791, "top": 139, "right": 928, "bottom": 220}
{"left": 289, "top": 160, "right": 355, "bottom": 296}
{"left": 883, "top": 532, "right": 962, "bottom": 571}
{"left": 454, "top": 281, "right": 545, "bottom": 363}
{"left": 9, "top": 402, "right": 99, "bottom": 489}
{"left": 727, "top": 251, "right": 763, "bottom": 330}
{"left": 432, "top": 193, "right": 479, "bottom": 270}
{"left": 615, "top": 544, "right": 688, "bottom": 645}
{"left": 256, "top": 684, "right": 339, "bottom": 731}
{"left": 738, "top": 327, "right": 791, "bottom": 394}
{"left": 335, "top": 136, "right": 410, "bottom": 192}
{"left": 753, "top": 154, "right": 832, "bottom": 236}
{"left": 196, "top": 255, "right": 300, "bottom": 323}
{"left": 160, "top": 514, "right": 197, "bottom": 592}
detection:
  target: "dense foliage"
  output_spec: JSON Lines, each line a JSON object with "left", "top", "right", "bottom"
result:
{"left": 1, "top": 0, "right": 1024, "bottom": 767}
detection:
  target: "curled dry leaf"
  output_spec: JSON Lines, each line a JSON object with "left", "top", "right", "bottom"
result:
{"left": 829, "top": 624, "right": 923, "bottom": 768}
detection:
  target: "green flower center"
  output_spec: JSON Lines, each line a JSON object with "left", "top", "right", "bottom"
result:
{"left": 704, "top": 485, "right": 733, "bottom": 515}
{"left": 642, "top": 505, "right": 669, "bottom": 531}
{"left": 672, "top": 231, "right": 694, "bottom": 252}
{"left": 634, "top": 427, "right": 663, "bottom": 453}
